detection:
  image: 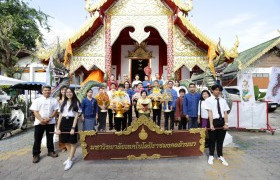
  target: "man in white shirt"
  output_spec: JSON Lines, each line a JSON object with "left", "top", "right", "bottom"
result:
{"left": 205, "top": 84, "right": 230, "bottom": 166}
{"left": 30, "top": 85, "right": 59, "bottom": 163}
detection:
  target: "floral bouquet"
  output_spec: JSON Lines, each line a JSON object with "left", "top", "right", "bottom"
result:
{"left": 96, "top": 92, "right": 110, "bottom": 112}
{"left": 148, "top": 87, "right": 163, "bottom": 109}
{"left": 109, "top": 91, "right": 130, "bottom": 118}
{"left": 162, "top": 90, "right": 173, "bottom": 112}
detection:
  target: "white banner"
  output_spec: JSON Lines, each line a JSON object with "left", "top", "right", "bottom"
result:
{"left": 238, "top": 73, "right": 255, "bottom": 104}
{"left": 228, "top": 102, "right": 267, "bottom": 129}
{"left": 266, "top": 67, "right": 280, "bottom": 104}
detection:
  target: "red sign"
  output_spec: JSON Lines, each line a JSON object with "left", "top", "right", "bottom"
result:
{"left": 79, "top": 116, "right": 206, "bottom": 160}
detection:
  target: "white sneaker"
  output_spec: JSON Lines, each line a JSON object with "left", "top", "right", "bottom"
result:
{"left": 218, "top": 156, "right": 229, "bottom": 166}
{"left": 63, "top": 156, "right": 76, "bottom": 165}
{"left": 64, "top": 160, "right": 73, "bottom": 171}
{"left": 208, "top": 156, "right": 214, "bottom": 165}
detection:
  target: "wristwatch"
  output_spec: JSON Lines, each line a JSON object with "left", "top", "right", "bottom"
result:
{"left": 71, "top": 127, "right": 75, "bottom": 129}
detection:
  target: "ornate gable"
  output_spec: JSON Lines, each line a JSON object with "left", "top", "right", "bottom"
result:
{"left": 70, "top": 27, "right": 106, "bottom": 73}
{"left": 107, "top": 0, "right": 172, "bottom": 16}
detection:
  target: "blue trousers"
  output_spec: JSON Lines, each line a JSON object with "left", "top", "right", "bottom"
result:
{"left": 188, "top": 117, "right": 198, "bottom": 129}
{"left": 83, "top": 117, "right": 96, "bottom": 131}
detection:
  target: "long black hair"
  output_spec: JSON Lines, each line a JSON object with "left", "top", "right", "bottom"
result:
{"left": 58, "top": 85, "right": 68, "bottom": 100}
{"left": 60, "top": 88, "right": 80, "bottom": 113}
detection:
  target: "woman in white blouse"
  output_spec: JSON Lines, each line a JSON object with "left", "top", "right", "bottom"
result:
{"left": 197, "top": 90, "right": 211, "bottom": 128}
{"left": 131, "top": 74, "right": 142, "bottom": 89}
{"left": 56, "top": 88, "right": 81, "bottom": 171}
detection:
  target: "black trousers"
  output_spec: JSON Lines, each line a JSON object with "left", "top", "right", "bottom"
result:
{"left": 153, "top": 108, "right": 161, "bottom": 127}
{"left": 126, "top": 105, "right": 133, "bottom": 126}
{"left": 208, "top": 118, "right": 226, "bottom": 157}
{"left": 164, "top": 111, "right": 175, "bottom": 130}
{"left": 178, "top": 117, "right": 187, "bottom": 130}
{"left": 98, "top": 110, "right": 107, "bottom": 131}
{"left": 33, "top": 124, "right": 55, "bottom": 156}
{"left": 133, "top": 100, "right": 139, "bottom": 118}
{"left": 108, "top": 109, "right": 114, "bottom": 130}
{"left": 115, "top": 117, "right": 127, "bottom": 132}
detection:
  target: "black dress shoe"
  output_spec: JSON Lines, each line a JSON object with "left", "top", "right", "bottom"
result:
{"left": 33, "top": 155, "right": 40, "bottom": 163}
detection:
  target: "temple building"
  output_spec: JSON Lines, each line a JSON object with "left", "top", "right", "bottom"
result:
{"left": 37, "top": 0, "right": 238, "bottom": 84}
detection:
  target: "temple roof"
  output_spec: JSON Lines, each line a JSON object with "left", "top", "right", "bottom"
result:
{"left": 38, "top": 0, "right": 238, "bottom": 61}
{"left": 191, "top": 36, "right": 280, "bottom": 81}
{"left": 223, "top": 36, "right": 280, "bottom": 73}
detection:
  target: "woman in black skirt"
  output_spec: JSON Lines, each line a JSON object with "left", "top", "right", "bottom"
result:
{"left": 56, "top": 88, "right": 81, "bottom": 171}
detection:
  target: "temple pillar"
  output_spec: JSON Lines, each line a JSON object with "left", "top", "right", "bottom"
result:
{"left": 167, "top": 15, "right": 174, "bottom": 76}
{"left": 105, "top": 15, "right": 112, "bottom": 79}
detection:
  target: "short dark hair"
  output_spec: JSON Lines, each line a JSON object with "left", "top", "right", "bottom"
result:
{"left": 153, "top": 80, "right": 159, "bottom": 83}
{"left": 168, "top": 80, "right": 174, "bottom": 84}
{"left": 140, "top": 90, "right": 147, "bottom": 96}
{"left": 86, "top": 89, "right": 93, "bottom": 93}
{"left": 110, "top": 82, "right": 116, "bottom": 87}
{"left": 42, "top": 85, "right": 51, "bottom": 90}
{"left": 179, "top": 88, "right": 186, "bottom": 94}
{"left": 118, "top": 83, "right": 125, "bottom": 88}
{"left": 211, "top": 84, "right": 223, "bottom": 91}
{"left": 189, "top": 83, "right": 196, "bottom": 87}
{"left": 137, "top": 82, "right": 143, "bottom": 86}
{"left": 200, "top": 90, "right": 211, "bottom": 100}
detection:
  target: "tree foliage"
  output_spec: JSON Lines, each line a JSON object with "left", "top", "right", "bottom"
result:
{"left": 0, "top": 0, "right": 50, "bottom": 77}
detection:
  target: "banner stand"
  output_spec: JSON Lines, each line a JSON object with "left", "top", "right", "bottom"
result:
{"left": 229, "top": 101, "right": 276, "bottom": 135}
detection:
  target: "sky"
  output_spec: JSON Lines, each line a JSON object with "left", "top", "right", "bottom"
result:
{"left": 27, "top": 0, "right": 280, "bottom": 51}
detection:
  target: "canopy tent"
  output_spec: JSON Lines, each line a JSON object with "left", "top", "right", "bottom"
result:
{"left": 12, "top": 82, "right": 46, "bottom": 91}
{"left": 0, "top": 75, "right": 26, "bottom": 86}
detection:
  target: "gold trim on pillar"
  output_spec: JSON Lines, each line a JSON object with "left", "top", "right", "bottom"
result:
{"left": 79, "top": 130, "right": 97, "bottom": 158}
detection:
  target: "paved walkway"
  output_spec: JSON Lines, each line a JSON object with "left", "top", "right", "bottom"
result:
{"left": 1, "top": 110, "right": 280, "bottom": 180}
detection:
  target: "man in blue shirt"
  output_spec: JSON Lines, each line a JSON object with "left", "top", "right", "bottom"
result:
{"left": 142, "top": 75, "right": 151, "bottom": 93}
{"left": 163, "top": 81, "right": 178, "bottom": 130}
{"left": 183, "top": 83, "right": 200, "bottom": 129}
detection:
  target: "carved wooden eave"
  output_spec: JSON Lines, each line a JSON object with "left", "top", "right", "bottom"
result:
{"left": 128, "top": 42, "right": 153, "bottom": 59}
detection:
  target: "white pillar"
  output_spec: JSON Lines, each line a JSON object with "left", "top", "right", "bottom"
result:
{"left": 30, "top": 66, "right": 34, "bottom": 81}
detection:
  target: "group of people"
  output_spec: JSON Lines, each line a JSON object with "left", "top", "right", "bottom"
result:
{"left": 30, "top": 73, "right": 231, "bottom": 171}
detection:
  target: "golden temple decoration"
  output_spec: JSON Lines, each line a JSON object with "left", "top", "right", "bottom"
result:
{"left": 128, "top": 42, "right": 153, "bottom": 59}
{"left": 177, "top": 12, "right": 238, "bottom": 59}
{"left": 139, "top": 126, "right": 148, "bottom": 140}
{"left": 189, "top": 128, "right": 206, "bottom": 153}
{"left": 173, "top": 56, "right": 208, "bottom": 72}
{"left": 74, "top": 27, "right": 105, "bottom": 57}
{"left": 171, "top": 0, "right": 193, "bottom": 15}
{"left": 173, "top": 26, "right": 207, "bottom": 57}
{"left": 107, "top": 0, "right": 172, "bottom": 16}
{"left": 226, "top": 36, "right": 239, "bottom": 59}
{"left": 79, "top": 130, "right": 97, "bottom": 158}
{"left": 115, "top": 115, "right": 172, "bottom": 136}
{"left": 126, "top": 154, "right": 161, "bottom": 160}
{"left": 69, "top": 26, "right": 106, "bottom": 73}
{"left": 70, "top": 56, "right": 105, "bottom": 73}
{"left": 85, "top": 0, "right": 108, "bottom": 13}
{"left": 36, "top": 12, "right": 100, "bottom": 61}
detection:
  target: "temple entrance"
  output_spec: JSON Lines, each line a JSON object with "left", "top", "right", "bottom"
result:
{"left": 131, "top": 59, "right": 149, "bottom": 81}
{"left": 111, "top": 27, "right": 167, "bottom": 82}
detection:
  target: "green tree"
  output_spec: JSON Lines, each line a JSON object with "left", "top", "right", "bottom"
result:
{"left": 0, "top": 0, "right": 50, "bottom": 77}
